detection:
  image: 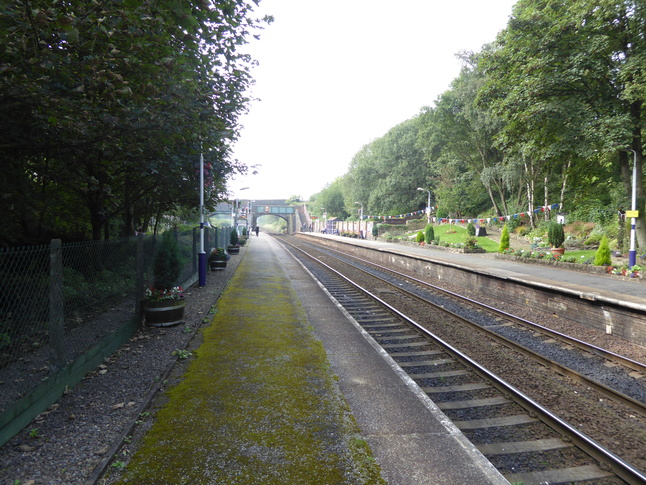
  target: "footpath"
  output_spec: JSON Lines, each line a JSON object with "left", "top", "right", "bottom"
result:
{"left": 103, "top": 234, "right": 385, "bottom": 484}
{"left": 103, "top": 234, "right": 506, "bottom": 485}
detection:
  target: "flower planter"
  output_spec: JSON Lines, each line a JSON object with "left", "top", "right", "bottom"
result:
{"left": 143, "top": 297, "right": 186, "bottom": 327}
{"left": 209, "top": 260, "right": 227, "bottom": 271}
{"left": 550, "top": 247, "right": 565, "bottom": 256}
{"left": 227, "top": 246, "right": 239, "bottom": 254}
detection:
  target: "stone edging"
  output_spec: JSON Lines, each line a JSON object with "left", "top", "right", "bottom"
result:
{"left": 493, "top": 253, "right": 644, "bottom": 281}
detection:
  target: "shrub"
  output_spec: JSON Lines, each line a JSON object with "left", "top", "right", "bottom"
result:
{"left": 153, "top": 231, "right": 182, "bottom": 290}
{"left": 467, "top": 223, "right": 476, "bottom": 236}
{"left": 498, "top": 224, "right": 510, "bottom": 253}
{"left": 230, "top": 229, "right": 239, "bottom": 246}
{"left": 594, "top": 236, "right": 612, "bottom": 266}
{"left": 464, "top": 237, "right": 478, "bottom": 249}
{"left": 424, "top": 224, "right": 435, "bottom": 243}
{"left": 415, "top": 231, "right": 425, "bottom": 243}
{"left": 547, "top": 222, "right": 565, "bottom": 248}
{"left": 372, "top": 225, "right": 379, "bottom": 237}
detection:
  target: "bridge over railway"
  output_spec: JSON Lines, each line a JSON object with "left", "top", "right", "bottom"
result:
{"left": 212, "top": 199, "right": 307, "bottom": 235}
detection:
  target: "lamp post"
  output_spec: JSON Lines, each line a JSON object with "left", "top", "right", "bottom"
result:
{"left": 198, "top": 151, "right": 207, "bottom": 286}
{"left": 235, "top": 187, "right": 249, "bottom": 231}
{"left": 320, "top": 207, "right": 326, "bottom": 233}
{"left": 355, "top": 202, "right": 364, "bottom": 238}
{"left": 417, "top": 187, "right": 431, "bottom": 224}
{"left": 628, "top": 150, "right": 638, "bottom": 268}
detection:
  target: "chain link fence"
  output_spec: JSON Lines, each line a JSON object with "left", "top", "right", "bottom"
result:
{"left": 0, "top": 225, "right": 233, "bottom": 445}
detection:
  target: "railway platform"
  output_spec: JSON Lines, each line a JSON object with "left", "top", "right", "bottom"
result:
{"left": 109, "top": 233, "right": 508, "bottom": 484}
{"left": 305, "top": 232, "right": 646, "bottom": 306}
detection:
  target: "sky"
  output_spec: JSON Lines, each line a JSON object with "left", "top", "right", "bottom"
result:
{"left": 228, "top": 0, "right": 518, "bottom": 202}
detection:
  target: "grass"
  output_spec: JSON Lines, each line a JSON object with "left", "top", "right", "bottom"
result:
{"left": 420, "top": 225, "right": 602, "bottom": 262}
{"left": 432, "top": 224, "right": 500, "bottom": 252}
{"left": 109, "top": 242, "right": 386, "bottom": 484}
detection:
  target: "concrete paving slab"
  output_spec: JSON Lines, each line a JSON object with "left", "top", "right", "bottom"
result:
{"left": 271, "top": 235, "right": 509, "bottom": 484}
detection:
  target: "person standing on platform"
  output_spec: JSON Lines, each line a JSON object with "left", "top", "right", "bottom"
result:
{"left": 255, "top": 225, "right": 260, "bottom": 237}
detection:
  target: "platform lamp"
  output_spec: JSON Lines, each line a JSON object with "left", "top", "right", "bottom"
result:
{"left": 355, "top": 202, "right": 364, "bottom": 238}
{"left": 198, "top": 149, "right": 207, "bottom": 286}
{"left": 618, "top": 149, "right": 640, "bottom": 268}
{"left": 417, "top": 187, "right": 431, "bottom": 224}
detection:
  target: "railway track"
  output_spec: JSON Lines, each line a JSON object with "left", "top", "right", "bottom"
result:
{"left": 276, "top": 235, "right": 646, "bottom": 485}
{"left": 293, "top": 236, "right": 646, "bottom": 416}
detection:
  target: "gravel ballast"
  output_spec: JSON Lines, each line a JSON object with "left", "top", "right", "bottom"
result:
{"left": 0, "top": 248, "right": 246, "bottom": 485}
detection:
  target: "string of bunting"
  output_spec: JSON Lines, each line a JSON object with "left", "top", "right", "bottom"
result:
{"left": 362, "top": 203, "right": 561, "bottom": 224}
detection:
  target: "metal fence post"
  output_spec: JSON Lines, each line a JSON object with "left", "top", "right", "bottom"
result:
{"left": 49, "top": 239, "right": 65, "bottom": 372}
{"left": 135, "top": 234, "right": 144, "bottom": 324}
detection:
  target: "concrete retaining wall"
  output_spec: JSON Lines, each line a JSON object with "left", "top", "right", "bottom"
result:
{"left": 299, "top": 234, "right": 646, "bottom": 348}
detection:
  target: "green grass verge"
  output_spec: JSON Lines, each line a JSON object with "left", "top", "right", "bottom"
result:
{"left": 110, "top": 247, "right": 385, "bottom": 485}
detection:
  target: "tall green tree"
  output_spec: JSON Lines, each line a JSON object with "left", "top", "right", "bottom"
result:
{"left": 0, "top": 0, "right": 268, "bottom": 244}
{"left": 478, "top": 0, "right": 645, "bottom": 236}
{"left": 344, "top": 118, "right": 427, "bottom": 216}
{"left": 425, "top": 53, "right": 510, "bottom": 217}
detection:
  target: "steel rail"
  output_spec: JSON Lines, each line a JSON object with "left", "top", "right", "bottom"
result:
{"left": 298, "top": 238, "right": 646, "bottom": 416}
{"left": 279, "top": 236, "right": 646, "bottom": 484}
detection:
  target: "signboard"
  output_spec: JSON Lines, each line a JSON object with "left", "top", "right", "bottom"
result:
{"left": 626, "top": 210, "right": 639, "bottom": 218}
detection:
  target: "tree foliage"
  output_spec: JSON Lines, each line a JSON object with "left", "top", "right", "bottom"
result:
{"left": 319, "top": 0, "right": 646, "bottom": 256}
{"left": 0, "top": 0, "right": 269, "bottom": 245}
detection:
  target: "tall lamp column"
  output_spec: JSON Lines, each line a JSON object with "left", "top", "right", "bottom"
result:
{"left": 355, "top": 202, "right": 364, "bottom": 238}
{"left": 417, "top": 187, "right": 431, "bottom": 224}
{"left": 198, "top": 151, "right": 207, "bottom": 286}
{"left": 628, "top": 149, "right": 638, "bottom": 268}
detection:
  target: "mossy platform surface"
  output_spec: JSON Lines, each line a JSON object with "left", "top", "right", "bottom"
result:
{"left": 111, "top": 237, "right": 385, "bottom": 484}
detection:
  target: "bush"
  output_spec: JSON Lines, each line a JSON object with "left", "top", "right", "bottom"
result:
{"left": 464, "top": 236, "right": 478, "bottom": 249}
{"left": 415, "top": 231, "right": 425, "bottom": 243}
{"left": 467, "top": 223, "right": 476, "bottom": 236}
{"left": 594, "top": 236, "right": 612, "bottom": 266}
{"left": 547, "top": 222, "right": 565, "bottom": 248}
{"left": 424, "top": 224, "right": 435, "bottom": 243}
{"left": 498, "top": 224, "right": 510, "bottom": 253}
{"left": 153, "top": 231, "right": 182, "bottom": 290}
{"left": 230, "top": 229, "right": 239, "bottom": 246}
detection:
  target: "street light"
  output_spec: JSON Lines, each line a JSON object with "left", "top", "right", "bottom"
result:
{"left": 417, "top": 187, "right": 431, "bottom": 224}
{"left": 198, "top": 150, "right": 207, "bottom": 286}
{"left": 320, "top": 207, "right": 326, "bottom": 233}
{"left": 354, "top": 201, "right": 364, "bottom": 220}
{"left": 620, "top": 149, "right": 639, "bottom": 268}
{"left": 355, "top": 202, "right": 364, "bottom": 239}
{"left": 234, "top": 187, "right": 250, "bottom": 229}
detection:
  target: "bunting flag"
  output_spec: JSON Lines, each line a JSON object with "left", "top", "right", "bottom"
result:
{"left": 366, "top": 203, "right": 560, "bottom": 224}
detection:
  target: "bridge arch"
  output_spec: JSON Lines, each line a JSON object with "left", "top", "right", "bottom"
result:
{"left": 249, "top": 200, "right": 298, "bottom": 235}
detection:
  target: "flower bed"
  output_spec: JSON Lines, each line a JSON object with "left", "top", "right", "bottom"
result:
{"left": 494, "top": 253, "right": 644, "bottom": 281}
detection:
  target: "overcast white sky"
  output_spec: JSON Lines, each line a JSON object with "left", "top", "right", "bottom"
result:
{"left": 228, "top": 0, "right": 518, "bottom": 201}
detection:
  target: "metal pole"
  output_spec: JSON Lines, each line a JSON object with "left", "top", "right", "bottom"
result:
{"left": 417, "top": 187, "right": 431, "bottom": 224}
{"left": 198, "top": 151, "right": 207, "bottom": 286}
{"left": 630, "top": 149, "right": 638, "bottom": 268}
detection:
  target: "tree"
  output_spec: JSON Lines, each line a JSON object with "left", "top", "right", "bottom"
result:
{"left": 425, "top": 54, "right": 510, "bottom": 217}
{"left": 344, "top": 118, "right": 427, "bottom": 216}
{"left": 498, "top": 224, "right": 510, "bottom": 253}
{"left": 478, "top": 0, "right": 645, "bottom": 237}
{"left": 0, "top": 0, "right": 269, "bottom": 245}
{"left": 312, "top": 179, "right": 348, "bottom": 219}
{"left": 424, "top": 224, "right": 435, "bottom": 243}
{"left": 594, "top": 236, "right": 612, "bottom": 266}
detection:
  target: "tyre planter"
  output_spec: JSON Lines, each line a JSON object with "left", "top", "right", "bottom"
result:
{"left": 143, "top": 297, "right": 186, "bottom": 327}
{"left": 209, "top": 260, "right": 227, "bottom": 271}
